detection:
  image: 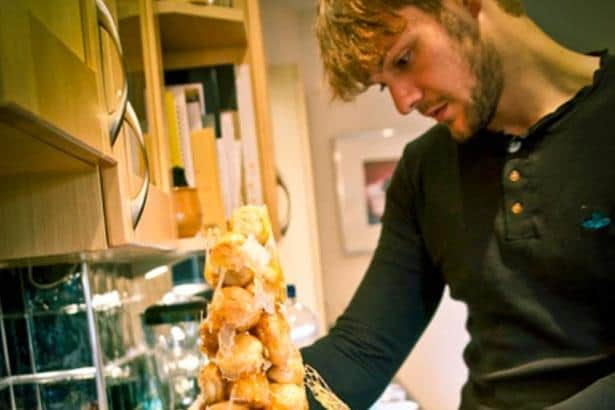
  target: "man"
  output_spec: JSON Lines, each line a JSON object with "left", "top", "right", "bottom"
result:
{"left": 301, "top": 0, "right": 615, "bottom": 408}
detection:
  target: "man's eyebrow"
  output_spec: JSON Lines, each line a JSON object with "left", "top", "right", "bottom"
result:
{"left": 375, "top": 25, "right": 412, "bottom": 75}
{"left": 375, "top": 48, "right": 391, "bottom": 78}
{"left": 372, "top": 18, "right": 412, "bottom": 80}
{"left": 376, "top": 54, "right": 386, "bottom": 77}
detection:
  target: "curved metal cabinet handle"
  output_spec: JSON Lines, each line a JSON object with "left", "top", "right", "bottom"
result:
{"left": 277, "top": 170, "right": 291, "bottom": 237}
{"left": 123, "top": 102, "right": 150, "bottom": 229}
{"left": 96, "top": 0, "right": 128, "bottom": 147}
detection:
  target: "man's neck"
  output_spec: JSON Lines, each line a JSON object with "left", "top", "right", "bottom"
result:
{"left": 481, "top": 4, "right": 601, "bottom": 136}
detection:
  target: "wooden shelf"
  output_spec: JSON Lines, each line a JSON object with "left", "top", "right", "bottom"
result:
{"left": 129, "top": 236, "right": 208, "bottom": 274}
{"left": 0, "top": 104, "right": 115, "bottom": 176}
{"left": 118, "top": 1, "right": 247, "bottom": 69}
{"left": 161, "top": 235, "right": 208, "bottom": 261}
{"left": 0, "top": 242, "right": 177, "bottom": 270}
{"left": 156, "top": 1, "right": 246, "bottom": 52}
{"left": 176, "top": 235, "right": 208, "bottom": 252}
{"left": 117, "top": 1, "right": 140, "bottom": 20}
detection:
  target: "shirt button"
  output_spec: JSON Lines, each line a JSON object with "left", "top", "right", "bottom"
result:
{"left": 509, "top": 170, "right": 521, "bottom": 182}
{"left": 511, "top": 202, "right": 524, "bottom": 215}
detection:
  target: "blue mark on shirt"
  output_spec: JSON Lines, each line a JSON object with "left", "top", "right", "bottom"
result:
{"left": 582, "top": 212, "right": 612, "bottom": 230}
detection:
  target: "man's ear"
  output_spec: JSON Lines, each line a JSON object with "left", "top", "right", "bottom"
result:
{"left": 462, "top": 0, "right": 482, "bottom": 18}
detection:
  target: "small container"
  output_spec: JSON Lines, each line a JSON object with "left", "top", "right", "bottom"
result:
{"left": 172, "top": 187, "right": 202, "bottom": 238}
{"left": 142, "top": 257, "right": 212, "bottom": 409}
{"left": 142, "top": 294, "right": 208, "bottom": 410}
{"left": 285, "top": 284, "right": 320, "bottom": 348}
{"left": 371, "top": 382, "right": 419, "bottom": 410}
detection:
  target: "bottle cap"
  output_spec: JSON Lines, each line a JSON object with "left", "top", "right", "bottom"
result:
{"left": 172, "top": 166, "right": 189, "bottom": 187}
{"left": 142, "top": 296, "right": 208, "bottom": 326}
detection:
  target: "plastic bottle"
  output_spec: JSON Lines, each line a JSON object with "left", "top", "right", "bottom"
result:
{"left": 285, "top": 284, "right": 320, "bottom": 348}
{"left": 370, "top": 381, "right": 419, "bottom": 409}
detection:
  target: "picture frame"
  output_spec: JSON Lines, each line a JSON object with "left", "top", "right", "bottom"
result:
{"left": 333, "top": 128, "right": 421, "bottom": 254}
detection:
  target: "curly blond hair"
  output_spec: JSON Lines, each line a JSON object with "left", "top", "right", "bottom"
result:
{"left": 316, "top": 0, "right": 524, "bottom": 101}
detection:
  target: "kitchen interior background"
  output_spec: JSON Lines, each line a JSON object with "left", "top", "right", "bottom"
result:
{"left": 1, "top": 1, "right": 614, "bottom": 409}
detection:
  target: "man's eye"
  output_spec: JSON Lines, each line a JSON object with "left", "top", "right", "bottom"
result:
{"left": 395, "top": 51, "right": 412, "bottom": 68}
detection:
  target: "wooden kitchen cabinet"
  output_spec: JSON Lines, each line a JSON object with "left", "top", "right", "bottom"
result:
{"left": 0, "top": 0, "right": 280, "bottom": 263}
{"left": 0, "top": 162, "right": 108, "bottom": 262}
{"left": 100, "top": 110, "right": 178, "bottom": 248}
{"left": 98, "top": 0, "right": 177, "bottom": 248}
{"left": 0, "top": 0, "right": 110, "bottom": 162}
{"left": 0, "top": 0, "right": 177, "bottom": 261}
{"left": 117, "top": 0, "right": 281, "bottom": 242}
{"left": 98, "top": 0, "right": 282, "bottom": 250}
{"left": 0, "top": 0, "right": 113, "bottom": 261}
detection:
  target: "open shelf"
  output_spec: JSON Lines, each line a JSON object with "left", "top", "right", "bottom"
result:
{"left": 156, "top": 1, "right": 246, "bottom": 52}
{"left": 118, "top": 1, "right": 247, "bottom": 69}
{"left": 0, "top": 104, "right": 115, "bottom": 176}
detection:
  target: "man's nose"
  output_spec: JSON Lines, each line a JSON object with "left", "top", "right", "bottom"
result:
{"left": 388, "top": 80, "right": 422, "bottom": 115}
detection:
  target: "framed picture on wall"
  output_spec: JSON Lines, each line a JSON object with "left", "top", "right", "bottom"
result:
{"left": 333, "top": 128, "right": 421, "bottom": 254}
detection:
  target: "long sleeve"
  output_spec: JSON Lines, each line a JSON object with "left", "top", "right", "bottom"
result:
{"left": 546, "top": 372, "right": 615, "bottom": 409}
{"left": 301, "top": 146, "right": 445, "bottom": 409}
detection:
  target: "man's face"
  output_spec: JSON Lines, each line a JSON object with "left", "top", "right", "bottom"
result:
{"left": 370, "top": 4, "right": 503, "bottom": 141}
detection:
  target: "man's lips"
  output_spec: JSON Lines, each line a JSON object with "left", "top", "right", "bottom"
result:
{"left": 426, "top": 103, "right": 448, "bottom": 121}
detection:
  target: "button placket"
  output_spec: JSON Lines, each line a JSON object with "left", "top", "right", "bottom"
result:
{"left": 502, "top": 158, "right": 537, "bottom": 239}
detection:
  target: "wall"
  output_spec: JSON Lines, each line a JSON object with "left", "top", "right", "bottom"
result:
{"left": 267, "top": 64, "right": 327, "bottom": 333}
{"left": 524, "top": 1, "right": 615, "bottom": 53}
{"left": 256, "top": 1, "right": 326, "bottom": 331}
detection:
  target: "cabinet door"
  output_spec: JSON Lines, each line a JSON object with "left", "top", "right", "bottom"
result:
{"left": 101, "top": 102, "right": 176, "bottom": 247}
{"left": 0, "top": 165, "right": 108, "bottom": 261}
{"left": 99, "top": 0, "right": 177, "bottom": 247}
{"left": 0, "top": 0, "right": 105, "bottom": 153}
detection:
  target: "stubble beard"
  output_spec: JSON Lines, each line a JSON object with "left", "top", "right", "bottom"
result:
{"left": 459, "top": 40, "right": 504, "bottom": 142}
{"left": 441, "top": 11, "right": 504, "bottom": 143}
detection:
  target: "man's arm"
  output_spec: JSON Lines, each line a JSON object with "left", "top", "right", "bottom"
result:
{"left": 546, "top": 372, "right": 615, "bottom": 410}
{"left": 301, "top": 146, "right": 445, "bottom": 409}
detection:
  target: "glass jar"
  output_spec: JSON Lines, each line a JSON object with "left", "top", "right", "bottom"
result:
{"left": 142, "top": 291, "right": 209, "bottom": 409}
